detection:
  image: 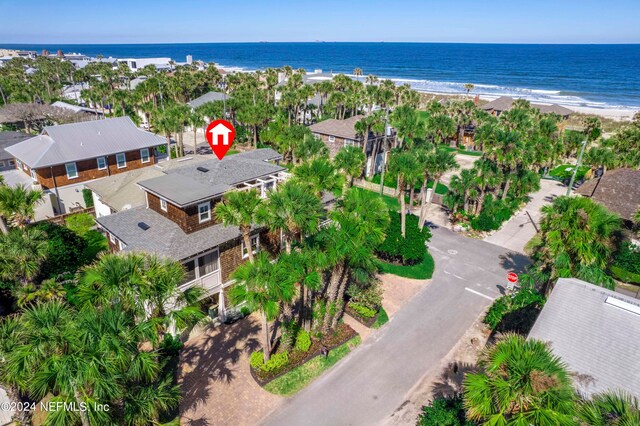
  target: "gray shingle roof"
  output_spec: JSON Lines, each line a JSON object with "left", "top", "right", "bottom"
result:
{"left": 308, "top": 115, "right": 364, "bottom": 140}
{"left": 0, "top": 131, "right": 31, "bottom": 160}
{"left": 528, "top": 278, "right": 640, "bottom": 397}
{"left": 138, "top": 149, "right": 286, "bottom": 206}
{"left": 96, "top": 206, "right": 258, "bottom": 260}
{"left": 576, "top": 168, "right": 640, "bottom": 221}
{"left": 188, "top": 91, "right": 231, "bottom": 109}
{"left": 5, "top": 116, "right": 165, "bottom": 168}
{"left": 481, "top": 96, "right": 573, "bottom": 116}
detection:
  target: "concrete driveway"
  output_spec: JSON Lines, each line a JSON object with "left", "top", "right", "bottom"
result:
{"left": 484, "top": 179, "right": 566, "bottom": 254}
{"left": 262, "top": 227, "right": 530, "bottom": 426}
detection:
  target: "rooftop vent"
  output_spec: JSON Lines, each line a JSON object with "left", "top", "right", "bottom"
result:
{"left": 605, "top": 296, "right": 640, "bottom": 316}
{"left": 137, "top": 222, "right": 150, "bottom": 231}
{"left": 197, "top": 166, "right": 209, "bottom": 173}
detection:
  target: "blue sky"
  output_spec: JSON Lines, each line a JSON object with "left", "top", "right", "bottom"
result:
{"left": 1, "top": 0, "right": 639, "bottom": 44}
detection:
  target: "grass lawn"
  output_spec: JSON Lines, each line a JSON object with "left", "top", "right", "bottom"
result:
{"left": 352, "top": 187, "right": 400, "bottom": 212}
{"left": 442, "top": 146, "right": 483, "bottom": 157}
{"left": 263, "top": 336, "right": 361, "bottom": 396}
{"left": 378, "top": 252, "right": 435, "bottom": 280}
{"left": 83, "top": 230, "right": 109, "bottom": 261}
{"left": 372, "top": 307, "right": 389, "bottom": 329}
{"left": 548, "top": 164, "right": 590, "bottom": 181}
{"left": 368, "top": 174, "right": 449, "bottom": 195}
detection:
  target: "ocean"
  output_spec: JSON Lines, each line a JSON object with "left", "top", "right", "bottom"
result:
{"left": 3, "top": 42, "right": 640, "bottom": 109}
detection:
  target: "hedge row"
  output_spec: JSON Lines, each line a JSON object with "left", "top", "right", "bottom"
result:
{"left": 377, "top": 212, "right": 431, "bottom": 265}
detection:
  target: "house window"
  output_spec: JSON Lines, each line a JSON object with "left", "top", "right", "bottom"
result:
{"left": 328, "top": 135, "right": 335, "bottom": 142}
{"left": 0, "top": 161, "right": 4, "bottom": 167}
{"left": 198, "top": 251, "right": 220, "bottom": 277}
{"left": 183, "top": 259, "right": 196, "bottom": 283}
{"left": 160, "top": 198, "right": 168, "bottom": 212}
{"left": 242, "top": 235, "right": 260, "bottom": 259}
{"left": 109, "top": 232, "right": 116, "bottom": 243}
{"left": 8, "top": 160, "right": 14, "bottom": 166}
{"left": 198, "top": 202, "right": 211, "bottom": 223}
{"left": 116, "top": 152, "right": 126, "bottom": 169}
{"left": 140, "top": 148, "right": 150, "bottom": 163}
{"left": 65, "top": 162, "right": 78, "bottom": 179}
{"left": 97, "top": 156, "right": 107, "bottom": 170}
{"left": 16, "top": 160, "right": 22, "bottom": 169}
{"left": 344, "top": 139, "right": 356, "bottom": 147}
{"left": 30, "top": 169, "right": 37, "bottom": 181}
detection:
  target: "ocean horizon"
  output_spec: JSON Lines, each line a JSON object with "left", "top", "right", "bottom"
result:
{"left": 3, "top": 42, "right": 640, "bottom": 110}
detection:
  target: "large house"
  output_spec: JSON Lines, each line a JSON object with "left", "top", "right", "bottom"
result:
{"left": 95, "top": 149, "right": 290, "bottom": 320}
{"left": 528, "top": 278, "right": 640, "bottom": 397}
{"left": 0, "top": 131, "right": 30, "bottom": 171}
{"left": 481, "top": 96, "right": 574, "bottom": 119}
{"left": 576, "top": 168, "right": 640, "bottom": 225}
{"left": 5, "top": 116, "right": 165, "bottom": 189}
{"left": 309, "top": 115, "right": 394, "bottom": 176}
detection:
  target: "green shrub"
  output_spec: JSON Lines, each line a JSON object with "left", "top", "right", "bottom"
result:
{"left": 418, "top": 395, "right": 471, "bottom": 426}
{"left": 377, "top": 212, "right": 431, "bottom": 265}
{"left": 471, "top": 195, "right": 517, "bottom": 232}
{"left": 611, "top": 265, "right": 640, "bottom": 284}
{"left": 34, "top": 222, "right": 89, "bottom": 279}
{"left": 484, "top": 288, "right": 546, "bottom": 334}
{"left": 349, "top": 302, "right": 377, "bottom": 318}
{"left": 250, "top": 351, "right": 264, "bottom": 370}
{"left": 82, "top": 188, "right": 94, "bottom": 208}
{"left": 347, "top": 281, "right": 382, "bottom": 310}
{"left": 159, "top": 334, "right": 184, "bottom": 357}
{"left": 613, "top": 242, "right": 640, "bottom": 274}
{"left": 262, "top": 352, "right": 289, "bottom": 373}
{"left": 65, "top": 212, "right": 95, "bottom": 237}
{"left": 295, "top": 330, "right": 311, "bottom": 353}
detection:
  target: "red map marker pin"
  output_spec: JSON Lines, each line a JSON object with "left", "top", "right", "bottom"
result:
{"left": 205, "top": 119, "right": 236, "bottom": 160}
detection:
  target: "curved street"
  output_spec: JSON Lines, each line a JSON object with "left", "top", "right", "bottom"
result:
{"left": 262, "top": 227, "right": 530, "bottom": 426}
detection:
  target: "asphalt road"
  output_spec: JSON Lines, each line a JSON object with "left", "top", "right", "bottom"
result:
{"left": 262, "top": 227, "right": 531, "bottom": 426}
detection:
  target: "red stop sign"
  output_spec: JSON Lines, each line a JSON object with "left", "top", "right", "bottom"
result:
{"left": 507, "top": 272, "right": 518, "bottom": 284}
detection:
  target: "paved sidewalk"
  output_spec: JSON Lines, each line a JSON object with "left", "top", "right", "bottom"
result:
{"left": 484, "top": 179, "right": 566, "bottom": 253}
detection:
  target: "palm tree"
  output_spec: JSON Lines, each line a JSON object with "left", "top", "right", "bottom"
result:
{"left": 215, "top": 189, "right": 262, "bottom": 262}
{"left": 188, "top": 109, "right": 205, "bottom": 155}
{"left": 389, "top": 152, "right": 421, "bottom": 237}
{"left": 0, "top": 227, "right": 47, "bottom": 292}
{"left": 419, "top": 147, "right": 458, "bottom": 229}
{"left": 463, "top": 83, "right": 475, "bottom": 95}
{"left": 390, "top": 105, "right": 424, "bottom": 150}
{"left": 229, "top": 252, "right": 295, "bottom": 362}
{"left": 584, "top": 146, "right": 617, "bottom": 174}
{"left": 463, "top": 333, "right": 577, "bottom": 425}
{"left": 292, "top": 157, "right": 341, "bottom": 197}
{"left": 256, "top": 180, "right": 324, "bottom": 254}
{"left": 530, "top": 196, "right": 621, "bottom": 291}
{"left": 334, "top": 146, "right": 366, "bottom": 194}
{"left": 579, "top": 390, "right": 640, "bottom": 425}
{"left": 0, "top": 184, "right": 44, "bottom": 231}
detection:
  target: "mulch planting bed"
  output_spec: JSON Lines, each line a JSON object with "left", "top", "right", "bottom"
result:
{"left": 251, "top": 322, "right": 357, "bottom": 386}
{"left": 345, "top": 304, "right": 380, "bottom": 328}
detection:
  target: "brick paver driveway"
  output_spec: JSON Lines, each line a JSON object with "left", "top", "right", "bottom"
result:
{"left": 179, "top": 315, "right": 282, "bottom": 426}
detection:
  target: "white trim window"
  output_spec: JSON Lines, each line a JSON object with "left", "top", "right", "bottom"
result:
{"left": 97, "top": 156, "right": 107, "bottom": 170}
{"left": 140, "top": 148, "right": 150, "bottom": 163}
{"left": 116, "top": 152, "right": 126, "bottom": 169}
{"left": 242, "top": 235, "right": 260, "bottom": 259}
{"left": 109, "top": 232, "right": 116, "bottom": 243}
{"left": 198, "top": 202, "right": 211, "bottom": 223}
{"left": 65, "top": 162, "right": 78, "bottom": 179}
{"left": 30, "top": 169, "right": 37, "bottom": 181}
{"left": 160, "top": 198, "right": 168, "bottom": 212}
{"left": 344, "top": 139, "right": 356, "bottom": 147}
{"left": 328, "top": 135, "right": 336, "bottom": 143}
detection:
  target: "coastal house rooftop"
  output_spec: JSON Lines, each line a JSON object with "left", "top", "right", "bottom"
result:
{"left": 5, "top": 116, "right": 164, "bottom": 168}
{"left": 481, "top": 96, "right": 573, "bottom": 117}
{"left": 137, "top": 148, "right": 285, "bottom": 207}
{"left": 187, "top": 91, "right": 231, "bottom": 109}
{"left": 575, "top": 168, "right": 640, "bottom": 222}
{"left": 528, "top": 278, "right": 640, "bottom": 397}
{"left": 308, "top": 115, "right": 364, "bottom": 140}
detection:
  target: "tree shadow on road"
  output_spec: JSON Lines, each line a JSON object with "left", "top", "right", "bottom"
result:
{"left": 499, "top": 251, "right": 531, "bottom": 275}
{"left": 431, "top": 361, "right": 479, "bottom": 399}
{"left": 179, "top": 317, "right": 261, "bottom": 420}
